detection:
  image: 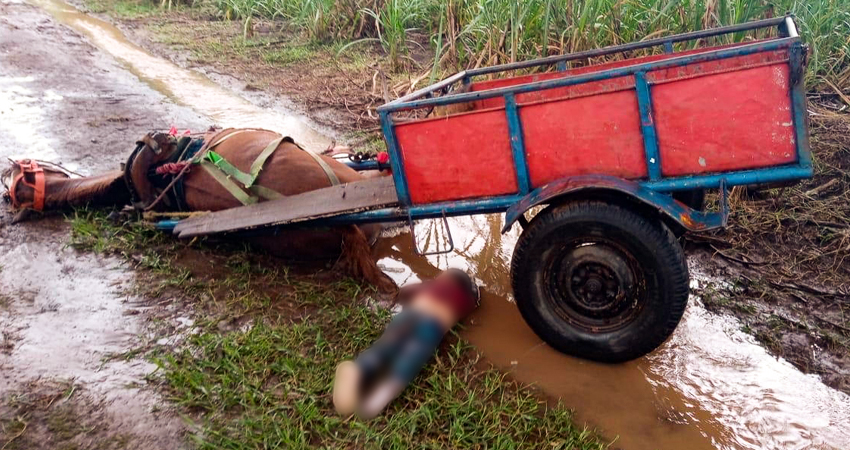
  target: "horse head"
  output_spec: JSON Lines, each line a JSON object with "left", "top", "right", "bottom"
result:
{"left": 124, "top": 131, "right": 181, "bottom": 210}
{"left": 2, "top": 157, "right": 130, "bottom": 222}
{"left": 3, "top": 159, "right": 74, "bottom": 209}
{"left": 2, "top": 160, "right": 78, "bottom": 222}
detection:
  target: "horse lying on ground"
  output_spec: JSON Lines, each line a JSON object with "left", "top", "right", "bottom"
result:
{"left": 2, "top": 127, "right": 396, "bottom": 292}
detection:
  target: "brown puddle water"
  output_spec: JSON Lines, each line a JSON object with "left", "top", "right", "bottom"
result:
{"left": 374, "top": 216, "right": 850, "bottom": 450}
{"left": 23, "top": 1, "right": 850, "bottom": 448}
{"left": 29, "top": 0, "right": 332, "bottom": 152}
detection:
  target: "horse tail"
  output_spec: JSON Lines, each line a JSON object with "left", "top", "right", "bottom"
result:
{"left": 337, "top": 225, "right": 397, "bottom": 294}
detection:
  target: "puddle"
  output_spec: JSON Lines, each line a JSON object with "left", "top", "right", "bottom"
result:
{"left": 29, "top": 0, "right": 332, "bottom": 152}
{"left": 374, "top": 215, "right": 850, "bottom": 450}
{"left": 0, "top": 241, "right": 148, "bottom": 391}
{"left": 0, "top": 238, "right": 185, "bottom": 445}
{"left": 0, "top": 76, "right": 63, "bottom": 162}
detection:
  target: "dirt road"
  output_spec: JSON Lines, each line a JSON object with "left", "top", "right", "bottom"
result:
{"left": 0, "top": 1, "right": 205, "bottom": 447}
{"left": 2, "top": 1, "right": 849, "bottom": 449}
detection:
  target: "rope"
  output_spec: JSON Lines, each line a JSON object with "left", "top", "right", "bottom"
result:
{"left": 142, "top": 129, "right": 249, "bottom": 212}
{"left": 155, "top": 161, "right": 191, "bottom": 176}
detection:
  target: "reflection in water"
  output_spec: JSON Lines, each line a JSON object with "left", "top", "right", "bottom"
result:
{"left": 0, "top": 76, "right": 62, "bottom": 162}
{"left": 29, "top": 0, "right": 331, "bottom": 152}
{"left": 375, "top": 215, "right": 850, "bottom": 450}
{"left": 0, "top": 241, "right": 152, "bottom": 392}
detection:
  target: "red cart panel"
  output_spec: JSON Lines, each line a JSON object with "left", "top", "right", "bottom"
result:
{"left": 394, "top": 110, "right": 518, "bottom": 204}
{"left": 521, "top": 89, "right": 648, "bottom": 186}
{"left": 469, "top": 41, "right": 756, "bottom": 110}
{"left": 651, "top": 64, "right": 796, "bottom": 176}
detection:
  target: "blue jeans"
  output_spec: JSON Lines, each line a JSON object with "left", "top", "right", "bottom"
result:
{"left": 354, "top": 309, "right": 445, "bottom": 385}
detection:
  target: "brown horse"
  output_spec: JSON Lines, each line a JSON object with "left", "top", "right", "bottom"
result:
{"left": 2, "top": 128, "right": 395, "bottom": 292}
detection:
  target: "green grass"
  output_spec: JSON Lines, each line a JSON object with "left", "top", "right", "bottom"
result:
{"left": 261, "top": 42, "right": 321, "bottom": 64}
{"left": 154, "top": 310, "right": 606, "bottom": 450}
{"left": 66, "top": 210, "right": 609, "bottom": 449}
{"left": 85, "top": 0, "right": 161, "bottom": 18}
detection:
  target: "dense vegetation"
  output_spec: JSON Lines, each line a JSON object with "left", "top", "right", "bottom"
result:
{"left": 209, "top": 0, "right": 849, "bottom": 89}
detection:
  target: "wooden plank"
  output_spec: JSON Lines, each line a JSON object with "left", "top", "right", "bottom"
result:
{"left": 173, "top": 176, "right": 398, "bottom": 238}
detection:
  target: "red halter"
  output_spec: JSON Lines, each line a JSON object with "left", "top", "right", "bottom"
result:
{"left": 9, "top": 159, "right": 46, "bottom": 211}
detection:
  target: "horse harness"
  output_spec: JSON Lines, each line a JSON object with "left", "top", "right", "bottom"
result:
{"left": 7, "top": 159, "right": 46, "bottom": 211}
{"left": 198, "top": 130, "right": 339, "bottom": 205}
{"left": 125, "top": 130, "right": 341, "bottom": 211}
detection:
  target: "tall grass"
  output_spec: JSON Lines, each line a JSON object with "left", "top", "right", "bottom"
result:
{"left": 210, "top": 0, "right": 850, "bottom": 88}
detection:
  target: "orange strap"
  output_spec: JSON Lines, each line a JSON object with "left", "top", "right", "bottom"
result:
{"left": 9, "top": 160, "right": 46, "bottom": 211}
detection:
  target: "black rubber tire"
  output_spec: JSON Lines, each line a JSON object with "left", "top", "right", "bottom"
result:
{"left": 510, "top": 201, "right": 689, "bottom": 363}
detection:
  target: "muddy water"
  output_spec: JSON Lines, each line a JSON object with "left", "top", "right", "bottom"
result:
{"left": 29, "top": 0, "right": 332, "bottom": 151}
{"left": 0, "top": 230, "right": 186, "bottom": 445}
{"left": 23, "top": 1, "right": 850, "bottom": 448}
{"left": 374, "top": 216, "right": 850, "bottom": 450}
{"left": 0, "top": 237, "right": 148, "bottom": 391}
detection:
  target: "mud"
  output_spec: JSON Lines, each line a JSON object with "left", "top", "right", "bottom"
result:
{"left": 0, "top": 1, "right": 205, "bottom": 447}
{"left": 375, "top": 216, "right": 850, "bottom": 450}
{"left": 2, "top": 0, "right": 850, "bottom": 449}
{"left": 30, "top": 0, "right": 334, "bottom": 151}
{"left": 75, "top": 4, "right": 392, "bottom": 133}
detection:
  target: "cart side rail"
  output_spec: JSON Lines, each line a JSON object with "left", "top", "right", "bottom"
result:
{"left": 380, "top": 34, "right": 810, "bottom": 206}
{"left": 383, "top": 15, "right": 799, "bottom": 108}
{"left": 500, "top": 175, "right": 727, "bottom": 234}
{"left": 379, "top": 36, "right": 800, "bottom": 113}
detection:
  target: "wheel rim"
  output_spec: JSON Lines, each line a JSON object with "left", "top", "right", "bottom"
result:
{"left": 544, "top": 239, "right": 646, "bottom": 333}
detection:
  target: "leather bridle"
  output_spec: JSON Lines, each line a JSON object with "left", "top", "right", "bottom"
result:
{"left": 8, "top": 159, "right": 46, "bottom": 211}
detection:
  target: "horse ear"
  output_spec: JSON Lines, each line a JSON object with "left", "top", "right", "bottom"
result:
{"left": 140, "top": 134, "right": 161, "bottom": 154}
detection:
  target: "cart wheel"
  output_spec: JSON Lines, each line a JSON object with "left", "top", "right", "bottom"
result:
{"left": 510, "top": 201, "right": 689, "bottom": 363}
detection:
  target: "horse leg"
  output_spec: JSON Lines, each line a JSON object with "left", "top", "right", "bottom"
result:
{"left": 337, "top": 225, "right": 397, "bottom": 294}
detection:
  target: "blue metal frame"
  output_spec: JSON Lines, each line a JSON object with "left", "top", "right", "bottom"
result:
{"left": 379, "top": 110, "right": 411, "bottom": 205}
{"left": 501, "top": 175, "right": 726, "bottom": 233}
{"left": 379, "top": 38, "right": 797, "bottom": 113}
{"left": 156, "top": 16, "right": 812, "bottom": 235}
{"left": 343, "top": 160, "right": 380, "bottom": 171}
{"left": 504, "top": 93, "right": 532, "bottom": 194}
{"left": 369, "top": 15, "right": 811, "bottom": 231}
{"left": 634, "top": 72, "right": 662, "bottom": 181}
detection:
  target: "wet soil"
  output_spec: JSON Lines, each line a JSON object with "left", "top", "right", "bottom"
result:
{"left": 686, "top": 103, "right": 850, "bottom": 394}
{"left": 0, "top": 1, "right": 206, "bottom": 447}
{"left": 2, "top": 0, "right": 850, "bottom": 449}
{"left": 376, "top": 216, "right": 850, "bottom": 450}
{"left": 73, "top": 1, "right": 439, "bottom": 139}
{"left": 78, "top": 4, "right": 391, "bottom": 134}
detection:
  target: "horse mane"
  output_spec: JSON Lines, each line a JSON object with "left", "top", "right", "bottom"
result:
{"left": 46, "top": 170, "right": 131, "bottom": 208}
